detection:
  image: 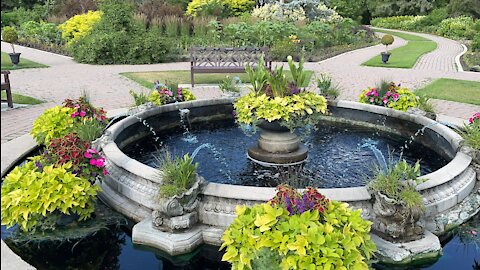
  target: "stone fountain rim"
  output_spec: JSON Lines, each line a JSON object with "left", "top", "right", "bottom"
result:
{"left": 101, "top": 98, "right": 466, "bottom": 202}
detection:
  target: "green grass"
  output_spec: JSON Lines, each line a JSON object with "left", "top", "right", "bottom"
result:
{"left": 1, "top": 51, "right": 48, "bottom": 70}
{"left": 1, "top": 92, "right": 44, "bottom": 105}
{"left": 121, "top": 70, "right": 314, "bottom": 89}
{"left": 415, "top": 78, "right": 480, "bottom": 105}
{"left": 363, "top": 29, "right": 437, "bottom": 68}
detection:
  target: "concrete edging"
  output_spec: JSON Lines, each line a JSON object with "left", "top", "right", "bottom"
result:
{"left": 455, "top": 44, "right": 468, "bottom": 72}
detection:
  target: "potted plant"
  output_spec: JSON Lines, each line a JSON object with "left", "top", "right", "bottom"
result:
{"left": 220, "top": 184, "right": 377, "bottom": 269}
{"left": 316, "top": 72, "right": 339, "bottom": 102}
{"left": 152, "top": 150, "right": 205, "bottom": 232}
{"left": 2, "top": 26, "right": 21, "bottom": 66}
{"left": 219, "top": 75, "right": 241, "bottom": 98}
{"left": 234, "top": 56, "right": 328, "bottom": 163}
{"left": 368, "top": 159, "right": 425, "bottom": 242}
{"left": 380, "top": 34, "right": 394, "bottom": 64}
{"left": 148, "top": 81, "right": 196, "bottom": 106}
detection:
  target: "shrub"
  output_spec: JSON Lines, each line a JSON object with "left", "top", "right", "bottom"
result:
{"left": 1, "top": 5, "right": 46, "bottom": 27}
{"left": 219, "top": 75, "right": 242, "bottom": 93}
{"left": 2, "top": 26, "right": 18, "bottom": 53}
{"left": 58, "top": 10, "right": 102, "bottom": 45}
{"left": 437, "top": 16, "right": 476, "bottom": 39}
{"left": 381, "top": 34, "right": 394, "bottom": 52}
{"left": 1, "top": 160, "right": 101, "bottom": 232}
{"left": 156, "top": 150, "right": 199, "bottom": 198}
{"left": 31, "top": 106, "right": 76, "bottom": 145}
{"left": 130, "top": 89, "right": 150, "bottom": 106}
{"left": 220, "top": 185, "right": 376, "bottom": 270}
{"left": 186, "top": 0, "right": 254, "bottom": 17}
{"left": 316, "top": 73, "right": 340, "bottom": 98}
{"left": 51, "top": 0, "right": 98, "bottom": 18}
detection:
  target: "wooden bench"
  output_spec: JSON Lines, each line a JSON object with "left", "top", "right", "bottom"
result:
{"left": 190, "top": 47, "right": 272, "bottom": 87}
{"left": 1, "top": 71, "right": 13, "bottom": 108}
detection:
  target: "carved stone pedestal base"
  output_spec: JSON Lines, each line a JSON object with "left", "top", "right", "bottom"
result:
{"left": 152, "top": 211, "right": 198, "bottom": 232}
{"left": 371, "top": 230, "right": 442, "bottom": 264}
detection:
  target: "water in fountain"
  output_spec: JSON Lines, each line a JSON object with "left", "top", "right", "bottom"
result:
{"left": 179, "top": 108, "right": 198, "bottom": 144}
{"left": 190, "top": 143, "right": 233, "bottom": 182}
{"left": 360, "top": 139, "right": 388, "bottom": 173}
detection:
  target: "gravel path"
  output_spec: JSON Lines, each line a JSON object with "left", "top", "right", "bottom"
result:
{"left": 1, "top": 28, "right": 479, "bottom": 143}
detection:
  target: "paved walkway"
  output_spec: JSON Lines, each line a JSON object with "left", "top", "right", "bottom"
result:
{"left": 1, "top": 28, "right": 479, "bottom": 143}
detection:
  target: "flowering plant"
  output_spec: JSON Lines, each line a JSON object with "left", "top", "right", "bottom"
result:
{"left": 359, "top": 82, "right": 417, "bottom": 111}
{"left": 148, "top": 81, "right": 196, "bottom": 106}
{"left": 63, "top": 96, "right": 108, "bottom": 124}
{"left": 47, "top": 133, "right": 107, "bottom": 182}
{"left": 469, "top": 112, "right": 480, "bottom": 124}
{"left": 269, "top": 184, "right": 329, "bottom": 216}
{"left": 234, "top": 56, "right": 327, "bottom": 131}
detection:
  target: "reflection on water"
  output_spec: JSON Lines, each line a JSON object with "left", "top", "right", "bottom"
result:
{"left": 2, "top": 213, "right": 478, "bottom": 270}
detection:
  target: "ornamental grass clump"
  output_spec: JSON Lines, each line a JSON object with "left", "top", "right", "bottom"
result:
{"left": 368, "top": 159, "right": 425, "bottom": 211}
{"left": 234, "top": 56, "right": 328, "bottom": 131}
{"left": 156, "top": 150, "right": 199, "bottom": 198}
{"left": 221, "top": 184, "right": 376, "bottom": 269}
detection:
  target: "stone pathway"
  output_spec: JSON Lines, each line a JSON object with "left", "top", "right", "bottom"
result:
{"left": 1, "top": 27, "right": 479, "bottom": 144}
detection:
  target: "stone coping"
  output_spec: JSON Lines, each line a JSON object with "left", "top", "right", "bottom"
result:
{"left": 103, "top": 98, "right": 466, "bottom": 197}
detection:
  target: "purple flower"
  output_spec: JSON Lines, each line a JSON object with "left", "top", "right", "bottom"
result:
{"left": 285, "top": 196, "right": 294, "bottom": 216}
{"left": 288, "top": 82, "right": 301, "bottom": 95}
{"left": 35, "top": 161, "right": 43, "bottom": 172}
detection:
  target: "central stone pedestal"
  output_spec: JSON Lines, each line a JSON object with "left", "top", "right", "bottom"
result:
{"left": 247, "top": 121, "right": 308, "bottom": 166}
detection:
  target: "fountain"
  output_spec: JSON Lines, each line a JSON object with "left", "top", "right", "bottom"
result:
{"left": 93, "top": 98, "right": 479, "bottom": 264}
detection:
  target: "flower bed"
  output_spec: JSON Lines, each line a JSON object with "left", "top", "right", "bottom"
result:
{"left": 359, "top": 82, "right": 417, "bottom": 112}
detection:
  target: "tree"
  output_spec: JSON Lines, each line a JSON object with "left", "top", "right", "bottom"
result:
{"left": 366, "top": 0, "right": 435, "bottom": 17}
{"left": 448, "top": 0, "right": 480, "bottom": 19}
{"left": 328, "top": 0, "right": 368, "bottom": 21}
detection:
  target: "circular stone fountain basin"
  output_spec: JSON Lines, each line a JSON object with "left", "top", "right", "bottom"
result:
{"left": 96, "top": 98, "right": 477, "bottom": 255}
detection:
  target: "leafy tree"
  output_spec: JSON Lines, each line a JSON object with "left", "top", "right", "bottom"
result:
{"left": 328, "top": 0, "right": 368, "bottom": 21}
{"left": 367, "top": 0, "right": 435, "bottom": 17}
{"left": 448, "top": 0, "right": 480, "bottom": 19}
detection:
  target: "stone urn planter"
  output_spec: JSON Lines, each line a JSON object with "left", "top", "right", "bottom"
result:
{"left": 8, "top": 53, "right": 21, "bottom": 66}
{"left": 221, "top": 91, "right": 240, "bottom": 98}
{"left": 381, "top": 52, "right": 391, "bottom": 64}
{"left": 247, "top": 120, "right": 308, "bottom": 166}
{"left": 152, "top": 175, "right": 205, "bottom": 232}
{"left": 372, "top": 192, "right": 424, "bottom": 242}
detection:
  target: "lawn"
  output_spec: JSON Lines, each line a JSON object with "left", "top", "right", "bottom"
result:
{"left": 1, "top": 92, "right": 43, "bottom": 105}
{"left": 121, "top": 70, "right": 314, "bottom": 89}
{"left": 415, "top": 78, "right": 480, "bottom": 105}
{"left": 362, "top": 29, "right": 437, "bottom": 68}
{"left": 1, "top": 51, "right": 48, "bottom": 70}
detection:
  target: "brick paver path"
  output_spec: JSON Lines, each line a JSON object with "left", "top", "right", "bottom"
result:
{"left": 1, "top": 28, "right": 479, "bottom": 143}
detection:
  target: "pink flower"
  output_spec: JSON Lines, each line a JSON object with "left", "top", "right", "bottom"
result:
{"left": 383, "top": 98, "right": 388, "bottom": 104}
{"left": 393, "top": 93, "right": 399, "bottom": 101}
{"left": 79, "top": 111, "right": 86, "bottom": 117}
{"left": 370, "top": 98, "right": 374, "bottom": 102}
{"left": 74, "top": 104, "right": 80, "bottom": 109}
{"left": 103, "top": 169, "right": 109, "bottom": 176}
{"left": 90, "top": 159, "right": 97, "bottom": 166}
{"left": 386, "top": 91, "right": 391, "bottom": 97}
{"left": 87, "top": 148, "right": 97, "bottom": 154}
{"left": 71, "top": 111, "right": 79, "bottom": 118}
{"left": 365, "top": 91, "right": 371, "bottom": 97}
{"left": 84, "top": 152, "right": 92, "bottom": 158}
{"left": 373, "top": 92, "right": 378, "bottom": 97}
{"left": 95, "top": 158, "right": 105, "bottom": 168}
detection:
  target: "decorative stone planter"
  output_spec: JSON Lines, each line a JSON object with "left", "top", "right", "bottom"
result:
{"left": 8, "top": 53, "right": 21, "bottom": 65}
{"left": 221, "top": 92, "right": 240, "bottom": 98}
{"left": 372, "top": 192, "right": 424, "bottom": 242}
{"left": 152, "top": 175, "right": 205, "bottom": 232}
{"left": 381, "top": 52, "right": 391, "bottom": 64}
{"left": 247, "top": 120, "right": 308, "bottom": 166}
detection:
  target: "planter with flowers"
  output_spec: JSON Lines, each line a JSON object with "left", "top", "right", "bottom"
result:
{"left": 359, "top": 81, "right": 418, "bottom": 112}
{"left": 148, "top": 81, "right": 196, "bottom": 106}
{"left": 461, "top": 112, "right": 480, "bottom": 165}
{"left": 220, "top": 184, "right": 377, "bottom": 270}
{"left": 1, "top": 95, "right": 109, "bottom": 233}
{"left": 234, "top": 56, "right": 328, "bottom": 165}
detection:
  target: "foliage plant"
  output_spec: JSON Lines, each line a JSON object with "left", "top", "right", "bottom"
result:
{"left": 316, "top": 73, "right": 339, "bottom": 98}
{"left": 234, "top": 56, "right": 327, "bottom": 131}
{"left": 130, "top": 89, "right": 150, "bottom": 106}
{"left": 381, "top": 34, "right": 394, "bottom": 53}
{"left": 417, "top": 95, "right": 435, "bottom": 113}
{"left": 220, "top": 185, "right": 376, "bottom": 270}
{"left": 58, "top": 10, "right": 102, "bottom": 46}
{"left": 31, "top": 106, "right": 76, "bottom": 145}
{"left": 18, "top": 20, "right": 63, "bottom": 45}
{"left": 461, "top": 112, "right": 480, "bottom": 150}
{"left": 368, "top": 159, "right": 425, "bottom": 210}
{"left": 219, "top": 75, "right": 242, "bottom": 93}
{"left": 46, "top": 133, "right": 108, "bottom": 182}
{"left": 63, "top": 95, "right": 108, "bottom": 125}
{"left": 186, "top": 0, "right": 255, "bottom": 17}
{"left": 2, "top": 26, "right": 19, "bottom": 53}
{"left": 359, "top": 82, "right": 418, "bottom": 111}
{"left": 1, "top": 159, "right": 101, "bottom": 232}
{"left": 148, "top": 81, "right": 196, "bottom": 106}
{"left": 156, "top": 150, "right": 199, "bottom": 198}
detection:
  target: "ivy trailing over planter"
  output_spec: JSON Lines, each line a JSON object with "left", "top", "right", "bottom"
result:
{"left": 220, "top": 185, "right": 376, "bottom": 270}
